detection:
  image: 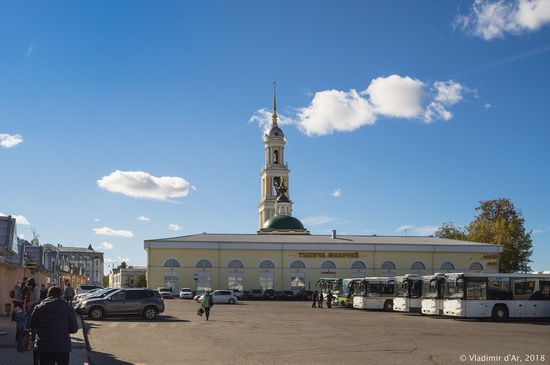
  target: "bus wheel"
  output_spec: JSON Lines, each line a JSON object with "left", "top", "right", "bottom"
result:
{"left": 492, "top": 305, "right": 508, "bottom": 321}
{"left": 384, "top": 300, "right": 393, "bottom": 312}
{"left": 339, "top": 301, "right": 346, "bottom": 307}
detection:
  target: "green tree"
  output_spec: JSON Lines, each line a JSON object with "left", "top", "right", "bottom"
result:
{"left": 135, "top": 274, "right": 147, "bottom": 288}
{"left": 434, "top": 222, "right": 467, "bottom": 241}
{"left": 466, "top": 198, "right": 533, "bottom": 273}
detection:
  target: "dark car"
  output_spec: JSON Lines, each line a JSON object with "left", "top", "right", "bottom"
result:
{"left": 80, "top": 288, "right": 165, "bottom": 320}
{"left": 295, "top": 290, "right": 313, "bottom": 301}
{"left": 279, "top": 290, "right": 296, "bottom": 300}
{"left": 263, "top": 289, "right": 276, "bottom": 300}
{"left": 248, "top": 289, "right": 263, "bottom": 300}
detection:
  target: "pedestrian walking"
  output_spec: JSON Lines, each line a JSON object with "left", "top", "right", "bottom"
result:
{"left": 318, "top": 291, "right": 324, "bottom": 308}
{"left": 26, "top": 279, "right": 42, "bottom": 365}
{"left": 64, "top": 283, "right": 75, "bottom": 306}
{"left": 202, "top": 291, "right": 214, "bottom": 321}
{"left": 311, "top": 290, "right": 318, "bottom": 308}
{"left": 326, "top": 291, "right": 333, "bottom": 309}
{"left": 29, "top": 286, "right": 78, "bottom": 365}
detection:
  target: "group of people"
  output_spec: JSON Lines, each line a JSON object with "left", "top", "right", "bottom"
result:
{"left": 10, "top": 277, "right": 79, "bottom": 365}
{"left": 311, "top": 290, "right": 334, "bottom": 309}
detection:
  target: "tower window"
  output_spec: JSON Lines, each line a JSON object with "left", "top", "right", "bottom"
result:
{"left": 273, "top": 150, "right": 279, "bottom": 164}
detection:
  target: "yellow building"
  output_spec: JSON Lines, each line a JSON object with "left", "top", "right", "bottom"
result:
{"left": 144, "top": 86, "right": 501, "bottom": 294}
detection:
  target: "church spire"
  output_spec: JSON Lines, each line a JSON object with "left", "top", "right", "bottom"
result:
{"left": 272, "top": 81, "right": 278, "bottom": 125}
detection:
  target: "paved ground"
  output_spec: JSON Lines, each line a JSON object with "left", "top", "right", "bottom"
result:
{"left": 84, "top": 299, "right": 550, "bottom": 365}
{"left": 0, "top": 309, "right": 89, "bottom": 365}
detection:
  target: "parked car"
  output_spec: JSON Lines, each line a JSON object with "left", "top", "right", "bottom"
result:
{"left": 196, "top": 290, "right": 239, "bottom": 304}
{"left": 74, "top": 288, "right": 103, "bottom": 303}
{"left": 75, "top": 284, "right": 104, "bottom": 296}
{"left": 179, "top": 288, "right": 194, "bottom": 299}
{"left": 248, "top": 289, "right": 263, "bottom": 300}
{"left": 227, "top": 289, "right": 242, "bottom": 299}
{"left": 279, "top": 290, "right": 296, "bottom": 300}
{"left": 157, "top": 287, "right": 173, "bottom": 299}
{"left": 263, "top": 289, "right": 276, "bottom": 300}
{"left": 74, "top": 288, "right": 119, "bottom": 310}
{"left": 294, "top": 290, "right": 313, "bottom": 301}
{"left": 80, "top": 288, "right": 165, "bottom": 320}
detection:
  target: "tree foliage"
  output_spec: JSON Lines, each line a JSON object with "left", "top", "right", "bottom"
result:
{"left": 434, "top": 222, "right": 467, "bottom": 241}
{"left": 435, "top": 198, "right": 533, "bottom": 273}
{"left": 466, "top": 198, "right": 533, "bottom": 273}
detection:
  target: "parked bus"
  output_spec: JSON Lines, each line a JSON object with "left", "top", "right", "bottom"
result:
{"left": 316, "top": 278, "right": 341, "bottom": 305}
{"left": 337, "top": 278, "right": 359, "bottom": 307}
{"left": 353, "top": 277, "right": 395, "bottom": 311}
{"left": 444, "top": 272, "right": 550, "bottom": 320}
{"left": 421, "top": 273, "right": 446, "bottom": 315}
{"left": 393, "top": 274, "right": 423, "bottom": 313}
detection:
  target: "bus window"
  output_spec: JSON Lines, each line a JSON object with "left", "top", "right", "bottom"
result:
{"left": 514, "top": 280, "right": 535, "bottom": 296}
{"left": 540, "top": 281, "right": 550, "bottom": 300}
{"left": 466, "top": 280, "right": 486, "bottom": 300}
{"left": 488, "top": 278, "right": 512, "bottom": 300}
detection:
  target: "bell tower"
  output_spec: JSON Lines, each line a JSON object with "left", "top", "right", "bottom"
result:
{"left": 258, "top": 82, "right": 291, "bottom": 229}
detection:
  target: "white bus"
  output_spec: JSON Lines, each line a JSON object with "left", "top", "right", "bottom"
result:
{"left": 444, "top": 272, "right": 550, "bottom": 320}
{"left": 393, "top": 274, "right": 423, "bottom": 313}
{"left": 353, "top": 277, "right": 395, "bottom": 311}
{"left": 421, "top": 273, "right": 446, "bottom": 315}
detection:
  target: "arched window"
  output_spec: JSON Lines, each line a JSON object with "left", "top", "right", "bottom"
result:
{"left": 381, "top": 261, "right": 396, "bottom": 270}
{"left": 351, "top": 261, "right": 366, "bottom": 270}
{"left": 469, "top": 262, "right": 483, "bottom": 271}
{"left": 196, "top": 259, "right": 212, "bottom": 268}
{"left": 164, "top": 259, "right": 180, "bottom": 267}
{"left": 290, "top": 260, "right": 306, "bottom": 269}
{"left": 440, "top": 262, "right": 455, "bottom": 270}
{"left": 321, "top": 260, "right": 336, "bottom": 269}
{"left": 259, "top": 260, "right": 275, "bottom": 269}
{"left": 273, "top": 150, "right": 279, "bottom": 164}
{"left": 411, "top": 261, "right": 425, "bottom": 270}
{"left": 228, "top": 260, "right": 244, "bottom": 268}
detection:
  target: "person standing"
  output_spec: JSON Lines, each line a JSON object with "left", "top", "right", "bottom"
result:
{"left": 27, "top": 280, "right": 42, "bottom": 315}
{"left": 311, "top": 290, "right": 318, "bottom": 308}
{"left": 64, "top": 283, "right": 75, "bottom": 306}
{"left": 317, "top": 291, "right": 324, "bottom": 308}
{"left": 29, "top": 286, "right": 78, "bottom": 365}
{"left": 326, "top": 291, "right": 333, "bottom": 309}
{"left": 202, "top": 291, "right": 214, "bottom": 321}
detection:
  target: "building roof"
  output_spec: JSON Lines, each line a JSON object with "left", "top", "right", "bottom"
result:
{"left": 144, "top": 233, "right": 502, "bottom": 253}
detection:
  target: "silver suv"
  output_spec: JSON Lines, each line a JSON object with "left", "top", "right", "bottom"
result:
{"left": 80, "top": 288, "right": 165, "bottom": 320}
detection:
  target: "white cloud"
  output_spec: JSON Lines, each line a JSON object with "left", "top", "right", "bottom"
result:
{"left": 296, "top": 89, "right": 376, "bottom": 136}
{"left": 365, "top": 75, "right": 425, "bottom": 118}
{"left": 168, "top": 224, "right": 182, "bottom": 231}
{"left": 137, "top": 215, "right": 150, "bottom": 221}
{"left": 97, "top": 170, "right": 190, "bottom": 200}
{"left": 93, "top": 227, "right": 134, "bottom": 238}
{"left": 118, "top": 257, "right": 130, "bottom": 263}
{"left": 251, "top": 75, "right": 470, "bottom": 136}
{"left": 0, "top": 134, "right": 23, "bottom": 148}
{"left": 330, "top": 189, "right": 341, "bottom": 198}
{"left": 454, "top": 0, "right": 550, "bottom": 40}
{"left": 99, "top": 242, "right": 114, "bottom": 250}
{"left": 301, "top": 215, "right": 339, "bottom": 226}
{"left": 0, "top": 212, "right": 30, "bottom": 225}
{"left": 396, "top": 225, "right": 415, "bottom": 233}
{"left": 249, "top": 108, "right": 295, "bottom": 136}
{"left": 395, "top": 224, "right": 438, "bottom": 236}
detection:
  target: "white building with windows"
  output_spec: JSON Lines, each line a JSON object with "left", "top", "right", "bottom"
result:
{"left": 144, "top": 86, "right": 501, "bottom": 294}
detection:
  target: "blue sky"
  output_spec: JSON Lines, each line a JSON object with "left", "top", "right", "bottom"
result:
{"left": 1, "top": 1, "right": 550, "bottom": 273}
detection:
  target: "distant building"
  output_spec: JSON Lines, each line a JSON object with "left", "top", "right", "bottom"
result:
{"left": 144, "top": 86, "right": 502, "bottom": 294}
{"left": 109, "top": 267, "right": 147, "bottom": 288}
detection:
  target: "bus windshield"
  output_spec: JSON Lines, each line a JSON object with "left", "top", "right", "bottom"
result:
{"left": 445, "top": 276, "right": 464, "bottom": 299}
{"left": 423, "top": 278, "right": 439, "bottom": 298}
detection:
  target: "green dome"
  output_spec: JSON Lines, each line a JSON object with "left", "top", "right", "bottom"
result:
{"left": 263, "top": 215, "right": 305, "bottom": 230}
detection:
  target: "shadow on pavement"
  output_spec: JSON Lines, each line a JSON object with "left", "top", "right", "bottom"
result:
{"left": 88, "top": 351, "right": 135, "bottom": 365}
